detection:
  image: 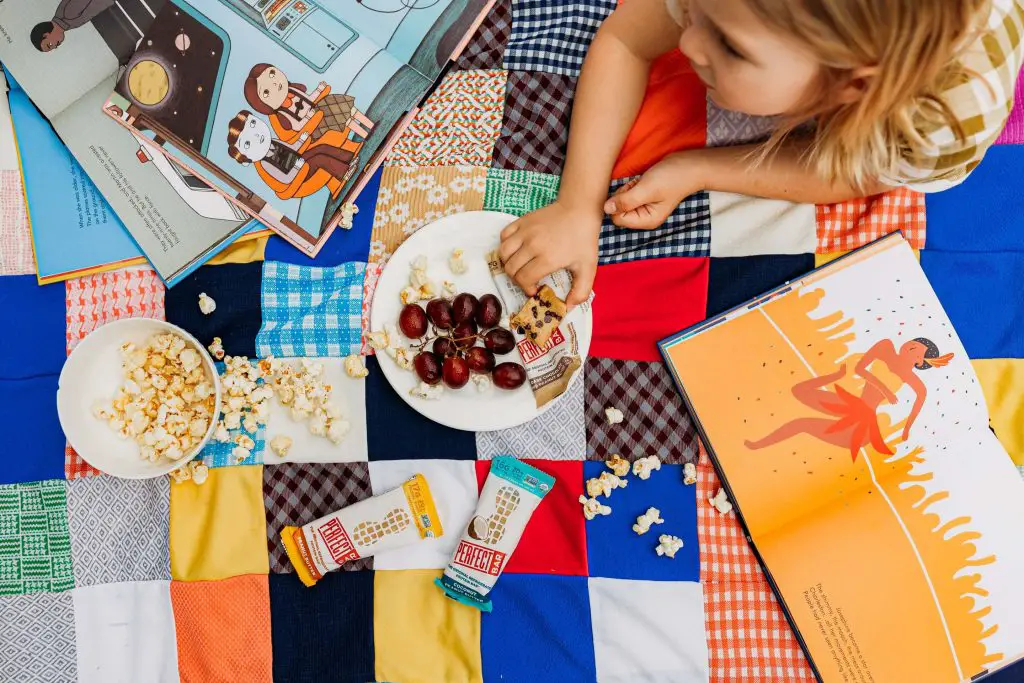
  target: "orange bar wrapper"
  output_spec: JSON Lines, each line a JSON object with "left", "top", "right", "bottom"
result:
{"left": 281, "top": 474, "right": 442, "bottom": 587}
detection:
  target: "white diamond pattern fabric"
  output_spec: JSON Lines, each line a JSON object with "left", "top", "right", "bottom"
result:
{"left": 0, "top": 591, "right": 77, "bottom": 683}
{"left": 476, "top": 374, "right": 586, "bottom": 460}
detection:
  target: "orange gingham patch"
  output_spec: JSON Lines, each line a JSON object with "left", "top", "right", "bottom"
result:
{"left": 815, "top": 188, "right": 925, "bottom": 253}
{"left": 65, "top": 268, "right": 166, "bottom": 479}
{"left": 697, "top": 443, "right": 815, "bottom": 682}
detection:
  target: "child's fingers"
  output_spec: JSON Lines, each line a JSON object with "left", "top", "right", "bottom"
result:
{"left": 498, "top": 234, "right": 523, "bottom": 263}
{"left": 504, "top": 249, "right": 539, "bottom": 292}
{"left": 500, "top": 220, "right": 521, "bottom": 241}
{"left": 515, "top": 259, "right": 553, "bottom": 294}
{"left": 567, "top": 260, "right": 597, "bottom": 309}
{"left": 603, "top": 178, "right": 645, "bottom": 214}
{"left": 611, "top": 203, "right": 664, "bottom": 230}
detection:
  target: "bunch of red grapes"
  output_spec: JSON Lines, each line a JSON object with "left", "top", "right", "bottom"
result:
{"left": 398, "top": 293, "right": 527, "bottom": 390}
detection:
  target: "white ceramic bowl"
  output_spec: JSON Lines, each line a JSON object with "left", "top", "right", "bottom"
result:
{"left": 57, "top": 318, "right": 222, "bottom": 479}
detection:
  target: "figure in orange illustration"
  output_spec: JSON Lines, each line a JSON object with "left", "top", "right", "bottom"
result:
{"left": 745, "top": 338, "right": 953, "bottom": 460}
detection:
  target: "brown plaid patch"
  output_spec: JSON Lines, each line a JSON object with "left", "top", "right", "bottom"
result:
{"left": 456, "top": 0, "right": 512, "bottom": 71}
{"left": 492, "top": 71, "right": 577, "bottom": 175}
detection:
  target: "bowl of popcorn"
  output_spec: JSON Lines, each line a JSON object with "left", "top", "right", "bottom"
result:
{"left": 57, "top": 319, "right": 221, "bottom": 479}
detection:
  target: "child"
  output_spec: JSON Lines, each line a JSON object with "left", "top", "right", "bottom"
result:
{"left": 498, "top": 0, "right": 1023, "bottom": 306}
{"left": 243, "top": 63, "right": 374, "bottom": 144}
{"left": 226, "top": 111, "right": 355, "bottom": 200}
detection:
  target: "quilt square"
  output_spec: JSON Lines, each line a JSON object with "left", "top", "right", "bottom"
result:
{"left": 816, "top": 188, "right": 925, "bottom": 253}
{"left": 256, "top": 261, "right": 365, "bottom": 358}
{"left": 365, "top": 355, "right": 477, "bottom": 461}
{"left": 72, "top": 581, "right": 178, "bottom": 683}
{"left": 386, "top": 70, "right": 506, "bottom": 168}
{"left": 165, "top": 262, "right": 263, "bottom": 358}
{"left": 706, "top": 99, "right": 776, "bottom": 147}
{"left": 270, "top": 570, "right": 374, "bottom": 683}
{"left": 456, "top": 0, "right": 512, "bottom": 70}
{"left": 695, "top": 449, "right": 762, "bottom": 583}
{"left": 368, "top": 460, "right": 478, "bottom": 571}
{"left": 0, "top": 169, "right": 34, "bottom": 276}
{"left": 0, "top": 480, "right": 73, "bottom": 596}
{"left": 921, "top": 250, "right": 1024, "bottom": 359}
{"left": 492, "top": 71, "right": 577, "bottom": 175}
{"left": 590, "top": 257, "right": 709, "bottom": 362}
{"left": 65, "top": 267, "right": 166, "bottom": 354}
{"left": 973, "top": 359, "right": 1024, "bottom": 467}
{"left": 483, "top": 167, "right": 560, "bottom": 216}
{"left": 0, "top": 591, "right": 77, "bottom": 683}
{"left": 200, "top": 423, "right": 265, "bottom": 468}
{"left": 66, "top": 476, "right": 169, "bottom": 587}
{"left": 584, "top": 358, "right": 698, "bottom": 464}
{"left": 362, "top": 263, "right": 383, "bottom": 355}
{"left": 205, "top": 236, "right": 268, "bottom": 266}
{"left": 0, "top": 377, "right": 66, "bottom": 486}
{"left": 481, "top": 574, "right": 596, "bottom": 682}
{"left": 263, "top": 462, "right": 374, "bottom": 574}
{"left": 503, "top": 0, "right": 617, "bottom": 77}
{"left": 589, "top": 577, "right": 709, "bottom": 683}
{"left": 169, "top": 465, "right": 269, "bottom": 581}
{"left": 374, "top": 569, "right": 483, "bottom": 683}
{"left": 583, "top": 461, "right": 699, "bottom": 582}
{"left": 0, "top": 276, "right": 66, "bottom": 379}
{"left": 64, "top": 445, "right": 101, "bottom": 481}
{"left": 476, "top": 374, "right": 585, "bottom": 460}
{"left": 171, "top": 574, "right": 272, "bottom": 683}
{"left": 369, "top": 166, "right": 486, "bottom": 265}
{"left": 708, "top": 192, "right": 817, "bottom": 257}
{"left": 706, "top": 254, "right": 816, "bottom": 318}
{"left": 475, "top": 459, "right": 587, "bottom": 575}
{"left": 600, "top": 185, "right": 711, "bottom": 263}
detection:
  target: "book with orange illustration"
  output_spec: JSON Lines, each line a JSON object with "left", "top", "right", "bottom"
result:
{"left": 661, "top": 233, "right": 1024, "bottom": 683}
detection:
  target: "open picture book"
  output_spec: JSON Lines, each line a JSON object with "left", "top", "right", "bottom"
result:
{"left": 102, "top": 0, "right": 492, "bottom": 255}
{"left": 660, "top": 234, "right": 1024, "bottom": 683}
{"left": 0, "top": 1, "right": 267, "bottom": 286}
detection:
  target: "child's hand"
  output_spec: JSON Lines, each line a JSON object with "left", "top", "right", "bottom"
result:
{"left": 498, "top": 201, "right": 602, "bottom": 307}
{"left": 603, "top": 152, "right": 704, "bottom": 229}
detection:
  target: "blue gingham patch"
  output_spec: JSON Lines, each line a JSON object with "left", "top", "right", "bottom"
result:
{"left": 256, "top": 261, "right": 366, "bottom": 358}
{"left": 199, "top": 362, "right": 266, "bottom": 467}
{"left": 599, "top": 179, "right": 711, "bottom": 264}
{"left": 503, "top": 0, "right": 617, "bottom": 77}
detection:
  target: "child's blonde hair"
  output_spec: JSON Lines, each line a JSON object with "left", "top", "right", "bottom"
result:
{"left": 746, "top": 0, "right": 992, "bottom": 190}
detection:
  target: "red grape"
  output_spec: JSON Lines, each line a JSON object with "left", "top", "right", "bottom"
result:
{"left": 442, "top": 357, "right": 470, "bottom": 389}
{"left": 433, "top": 337, "right": 458, "bottom": 358}
{"left": 414, "top": 352, "right": 442, "bottom": 385}
{"left": 484, "top": 328, "right": 516, "bottom": 355}
{"left": 399, "top": 304, "right": 428, "bottom": 338}
{"left": 426, "top": 299, "right": 453, "bottom": 330}
{"left": 452, "top": 293, "right": 479, "bottom": 325}
{"left": 452, "top": 321, "right": 478, "bottom": 350}
{"left": 476, "top": 294, "right": 502, "bottom": 328}
{"left": 466, "top": 347, "right": 496, "bottom": 373}
{"left": 492, "top": 362, "right": 527, "bottom": 390}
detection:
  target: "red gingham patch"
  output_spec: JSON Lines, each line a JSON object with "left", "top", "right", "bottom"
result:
{"left": 815, "top": 188, "right": 925, "bottom": 253}
{"left": 361, "top": 262, "right": 383, "bottom": 355}
{"left": 697, "top": 443, "right": 815, "bottom": 682}
{"left": 65, "top": 445, "right": 101, "bottom": 480}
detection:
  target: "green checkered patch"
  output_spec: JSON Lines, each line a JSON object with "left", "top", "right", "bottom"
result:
{"left": 484, "top": 168, "right": 561, "bottom": 216}
{"left": 0, "top": 480, "right": 74, "bottom": 596}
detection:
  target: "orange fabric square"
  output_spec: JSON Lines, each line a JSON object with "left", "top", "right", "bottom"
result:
{"left": 612, "top": 50, "right": 708, "bottom": 179}
{"left": 815, "top": 188, "right": 926, "bottom": 253}
{"left": 474, "top": 459, "right": 587, "bottom": 576}
{"left": 170, "top": 574, "right": 273, "bottom": 683}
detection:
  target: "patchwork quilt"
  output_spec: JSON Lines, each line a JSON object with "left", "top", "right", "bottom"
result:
{"left": 1, "top": 1, "right": 1023, "bottom": 681}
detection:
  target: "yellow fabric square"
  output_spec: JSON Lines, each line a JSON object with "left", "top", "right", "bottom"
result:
{"left": 815, "top": 249, "right": 920, "bottom": 267}
{"left": 206, "top": 235, "right": 269, "bottom": 265}
{"left": 973, "top": 359, "right": 1024, "bottom": 466}
{"left": 170, "top": 465, "right": 269, "bottom": 581}
{"left": 374, "top": 569, "right": 482, "bottom": 683}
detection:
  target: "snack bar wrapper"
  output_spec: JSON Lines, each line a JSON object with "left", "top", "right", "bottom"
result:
{"left": 282, "top": 474, "right": 442, "bottom": 587}
{"left": 435, "top": 457, "right": 554, "bottom": 612}
{"left": 486, "top": 251, "right": 589, "bottom": 408}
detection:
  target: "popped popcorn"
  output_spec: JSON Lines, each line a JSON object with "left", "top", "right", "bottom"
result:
{"left": 231, "top": 446, "right": 251, "bottom": 465}
{"left": 472, "top": 374, "right": 492, "bottom": 393}
{"left": 605, "top": 454, "right": 630, "bottom": 478}
{"left": 269, "top": 435, "right": 293, "bottom": 458}
{"left": 586, "top": 471, "right": 628, "bottom": 498}
{"left": 442, "top": 280, "right": 458, "bottom": 298}
{"left": 343, "top": 354, "right": 369, "bottom": 379}
{"left": 709, "top": 488, "right": 734, "bottom": 515}
{"left": 400, "top": 286, "right": 421, "bottom": 305}
{"left": 655, "top": 534, "right": 684, "bottom": 558}
{"left": 449, "top": 248, "right": 468, "bottom": 275}
{"left": 189, "top": 460, "right": 209, "bottom": 485}
{"left": 392, "top": 347, "right": 414, "bottom": 372}
{"left": 409, "top": 381, "right": 444, "bottom": 400}
{"left": 198, "top": 292, "right": 217, "bottom": 315}
{"left": 169, "top": 466, "right": 192, "bottom": 484}
{"left": 604, "top": 406, "right": 624, "bottom": 425}
{"left": 683, "top": 462, "right": 697, "bottom": 486}
{"left": 579, "top": 495, "right": 611, "bottom": 521}
{"left": 632, "top": 455, "right": 662, "bottom": 480}
{"left": 632, "top": 507, "right": 664, "bottom": 535}
{"left": 266, "top": 358, "right": 349, "bottom": 447}
{"left": 208, "top": 336, "right": 225, "bottom": 361}
{"left": 338, "top": 202, "right": 358, "bottom": 229}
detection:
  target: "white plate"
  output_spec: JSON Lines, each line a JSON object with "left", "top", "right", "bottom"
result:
{"left": 57, "top": 318, "right": 222, "bottom": 479}
{"left": 370, "top": 211, "right": 592, "bottom": 432}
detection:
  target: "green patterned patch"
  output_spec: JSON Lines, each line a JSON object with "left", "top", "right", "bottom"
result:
{"left": 484, "top": 168, "right": 561, "bottom": 216}
{"left": 0, "top": 481, "right": 74, "bottom": 596}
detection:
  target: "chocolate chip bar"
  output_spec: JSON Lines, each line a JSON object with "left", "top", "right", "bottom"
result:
{"left": 509, "top": 285, "right": 566, "bottom": 347}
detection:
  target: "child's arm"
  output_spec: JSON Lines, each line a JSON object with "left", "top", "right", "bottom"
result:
{"left": 498, "top": 0, "right": 682, "bottom": 305}
{"left": 605, "top": 137, "right": 891, "bottom": 228}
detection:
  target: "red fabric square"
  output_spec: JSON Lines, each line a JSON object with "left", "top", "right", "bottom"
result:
{"left": 612, "top": 49, "right": 708, "bottom": 179}
{"left": 475, "top": 459, "right": 587, "bottom": 576}
{"left": 590, "top": 257, "right": 710, "bottom": 362}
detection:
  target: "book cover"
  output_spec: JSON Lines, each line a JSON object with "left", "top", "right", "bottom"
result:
{"left": 660, "top": 235, "right": 1024, "bottom": 682}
